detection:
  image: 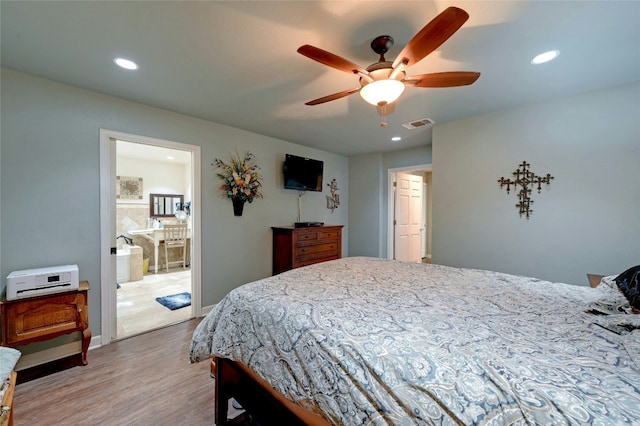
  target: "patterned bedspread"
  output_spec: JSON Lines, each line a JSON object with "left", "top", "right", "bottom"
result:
{"left": 190, "top": 257, "right": 640, "bottom": 425}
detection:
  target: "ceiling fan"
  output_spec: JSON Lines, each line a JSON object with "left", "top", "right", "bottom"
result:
{"left": 297, "top": 6, "right": 480, "bottom": 126}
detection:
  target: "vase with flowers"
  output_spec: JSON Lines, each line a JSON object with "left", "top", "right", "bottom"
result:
{"left": 214, "top": 151, "right": 263, "bottom": 216}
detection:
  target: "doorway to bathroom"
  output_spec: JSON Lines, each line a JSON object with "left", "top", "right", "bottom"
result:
{"left": 99, "top": 129, "right": 202, "bottom": 344}
{"left": 387, "top": 165, "right": 432, "bottom": 264}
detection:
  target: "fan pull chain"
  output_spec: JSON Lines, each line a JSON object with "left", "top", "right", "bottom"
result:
{"left": 378, "top": 103, "right": 388, "bottom": 127}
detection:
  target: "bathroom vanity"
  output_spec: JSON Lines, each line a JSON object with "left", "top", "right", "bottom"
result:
{"left": 128, "top": 228, "right": 191, "bottom": 273}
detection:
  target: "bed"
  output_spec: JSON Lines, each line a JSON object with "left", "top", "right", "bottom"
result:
{"left": 189, "top": 257, "right": 640, "bottom": 425}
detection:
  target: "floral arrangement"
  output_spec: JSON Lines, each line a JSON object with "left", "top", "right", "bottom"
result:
{"left": 214, "top": 151, "right": 263, "bottom": 203}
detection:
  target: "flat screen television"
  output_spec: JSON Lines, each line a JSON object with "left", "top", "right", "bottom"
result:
{"left": 283, "top": 154, "right": 323, "bottom": 192}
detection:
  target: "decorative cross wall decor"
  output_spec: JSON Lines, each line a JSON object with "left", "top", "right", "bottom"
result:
{"left": 498, "top": 161, "right": 554, "bottom": 219}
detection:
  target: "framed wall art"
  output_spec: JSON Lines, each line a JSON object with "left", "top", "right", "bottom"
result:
{"left": 116, "top": 176, "right": 143, "bottom": 200}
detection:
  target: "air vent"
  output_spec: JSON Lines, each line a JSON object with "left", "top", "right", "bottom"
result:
{"left": 401, "top": 118, "right": 435, "bottom": 130}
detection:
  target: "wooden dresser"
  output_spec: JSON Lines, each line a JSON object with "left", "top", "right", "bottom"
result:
{"left": 272, "top": 226, "right": 343, "bottom": 275}
{"left": 0, "top": 281, "right": 91, "bottom": 366}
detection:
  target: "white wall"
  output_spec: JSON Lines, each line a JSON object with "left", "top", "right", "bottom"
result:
{"left": 0, "top": 69, "right": 349, "bottom": 334}
{"left": 117, "top": 155, "right": 188, "bottom": 205}
{"left": 432, "top": 81, "right": 640, "bottom": 285}
{"left": 348, "top": 153, "right": 383, "bottom": 257}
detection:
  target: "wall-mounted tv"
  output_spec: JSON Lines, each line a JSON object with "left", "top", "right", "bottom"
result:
{"left": 283, "top": 154, "right": 324, "bottom": 192}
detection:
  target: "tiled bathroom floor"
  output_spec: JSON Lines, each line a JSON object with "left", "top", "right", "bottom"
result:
{"left": 116, "top": 268, "right": 192, "bottom": 339}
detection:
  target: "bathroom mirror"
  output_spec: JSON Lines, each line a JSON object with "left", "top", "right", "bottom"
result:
{"left": 150, "top": 193, "right": 184, "bottom": 217}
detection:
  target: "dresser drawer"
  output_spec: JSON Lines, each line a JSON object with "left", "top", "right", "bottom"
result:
{"left": 295, "top": 242, "right": 339, "bottom": 258}
{"left": 319, "top": 230, "right": 340, "bottom": 241}
{"left": 295, "top": 231, "right": 340, "bottom": 247}
{"left": 294, "top": 231, "right": 320, "bottom": 243}
{"left": 4, "top": 293, "right": 84, "bottom": 345}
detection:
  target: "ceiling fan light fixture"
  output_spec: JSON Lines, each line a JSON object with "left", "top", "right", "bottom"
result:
{"left": 360, "top": 79, "right": 405, "bottom": 106}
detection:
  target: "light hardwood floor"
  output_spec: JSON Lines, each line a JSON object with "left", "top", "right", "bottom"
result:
{"left": 14, "top": 319, "right": 218, "bottom": 425}
{"left": 117, "top": 268, "right": 192, "bottom": 339}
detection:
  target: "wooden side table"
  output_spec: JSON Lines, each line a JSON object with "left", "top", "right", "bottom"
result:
{"left": 0, "top": 281, "right": 91, "bottom": 366}
{"left": 587, "top": 274, "right": 605, "bottom": 288}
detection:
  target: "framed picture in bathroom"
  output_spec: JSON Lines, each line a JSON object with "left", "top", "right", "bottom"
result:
{"left": 116, "top": 176, "right": 143, "bottom": 200}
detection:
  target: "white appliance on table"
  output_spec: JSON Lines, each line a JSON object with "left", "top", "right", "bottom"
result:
{"left": 6, "top": 264, "right": 79, "bottom": 300}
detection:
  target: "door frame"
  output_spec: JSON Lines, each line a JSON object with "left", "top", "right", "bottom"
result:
{"left": 99, "top": 129, "right": 202, "bottom": 345}
{"left": 387, "top": 164, "right": 431, "bottom": 260}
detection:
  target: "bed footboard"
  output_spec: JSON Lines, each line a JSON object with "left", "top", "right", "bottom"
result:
{"left": 212, "top": 357, "right": 330, "bottom": 426}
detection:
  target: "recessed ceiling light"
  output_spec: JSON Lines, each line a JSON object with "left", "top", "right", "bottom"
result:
{"left": 166, "top": 156, "right": 175, "bottom": 160}
{"left": 391, "top": 136, "right": 402, "bottom": 142}
{"left": 530, "top": 50, "right": 560, "bottom": 65}
{"left": 114, "top": 57, "right": 138, "bottom": 70}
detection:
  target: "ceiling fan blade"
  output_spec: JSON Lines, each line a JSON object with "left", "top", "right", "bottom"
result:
{"left": 404, "top": 72, "right": 480, "bottom": 88}
{"left": 298, "top": 45, "right": 368, "bottom": 75}
{"left": 392, "top": 7, "right": 469, "bottom": 69}
{"left": 305, "top": 88, "right": 360, "bottom": 105}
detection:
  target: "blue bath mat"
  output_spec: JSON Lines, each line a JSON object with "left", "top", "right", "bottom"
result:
{"left": 156, "top": 292, "right": 191, "bottom": 310}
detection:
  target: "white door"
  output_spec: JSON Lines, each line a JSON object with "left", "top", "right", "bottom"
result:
{"left": 394, "top": 172, "right": 423, "bottom": 262}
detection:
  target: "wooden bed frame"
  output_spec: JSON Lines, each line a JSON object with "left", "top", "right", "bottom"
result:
{"left": 211, "top": 357, "right": 330, "bottom": 426}
{"left": 0, "top": 371, "right": 16, "bottom": 426}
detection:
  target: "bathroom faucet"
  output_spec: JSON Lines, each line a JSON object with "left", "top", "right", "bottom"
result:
{"left": 117, "top": 234, "right": 134, "bottom": 246}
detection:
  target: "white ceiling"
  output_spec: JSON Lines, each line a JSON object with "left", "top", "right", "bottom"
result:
{"left": 116, "top": 140, "right": 191, "bottom": 164}
{"left": 2, "top": 1, "right": 639, "bottom": 157}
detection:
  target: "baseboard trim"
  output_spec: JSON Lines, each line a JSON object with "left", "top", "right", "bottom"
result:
{"left": 201, "top": 304, "right": 216, "bottom": 316}
{"left": 89, "top": 334, "right": 102, "bottom": 350}
{"left": 16, "top": 353, "right": 85, "bottom": 384}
